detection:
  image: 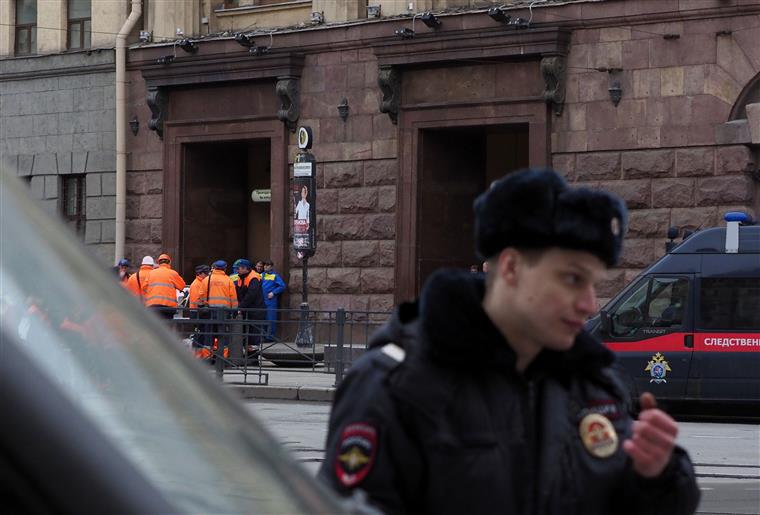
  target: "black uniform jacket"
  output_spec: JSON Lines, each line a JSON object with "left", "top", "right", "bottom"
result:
{"left": 236, "top": 273, "right": 266, "bottom": 314}
{"left": 319, "top": 270, "right": 700, "bottom": 515}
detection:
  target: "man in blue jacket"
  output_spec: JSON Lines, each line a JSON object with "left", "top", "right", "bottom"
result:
{"left": 319, "top": 168, "right": 699, "bottom": 515}
{"left": 262, "top": 260, "right": 286, "bottom": 341}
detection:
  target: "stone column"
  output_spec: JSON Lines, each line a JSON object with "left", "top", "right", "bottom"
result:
{"left": 312, "top": 0, "right": 366, "bottom": 22}
{"left": 0, "top": 0, "right": 15, "bottom": 56}
{"left": 38, "top": 0, "right": 67, "bottom": 53}
{"left": 92, "top": 0, "right": 127, "bottom": 48}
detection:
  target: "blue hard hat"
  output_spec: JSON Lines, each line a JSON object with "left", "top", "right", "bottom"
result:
{"left": 235, "top": 258, "right": 252, "bottom": 268}
{"left": 212, "top": 260, "right": 227, "bottom": 269}
{"left": 118, "top": 258, "right": 130, "bottom": 267}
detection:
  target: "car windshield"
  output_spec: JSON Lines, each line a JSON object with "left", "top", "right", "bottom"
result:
{"left": 0, "top": 173, "right": 341, "bottom": 514}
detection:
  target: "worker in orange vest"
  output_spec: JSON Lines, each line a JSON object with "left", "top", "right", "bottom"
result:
{"left": 188, "top": 264, "right": 211, "bottom": 348}
{"left": 199, "top": 260, "right": 238, "bottom": 362}
{"left": 145, "top": 253, "right": 186, "bottom": 319}
{"left": 126, "top": 256, "right": 155, "bottom": 303}
{"left": 189, "top": 264, "right": 211, "bottom": 309}
{"left": 200, "top": 260, "right": 238, "bottom": 310}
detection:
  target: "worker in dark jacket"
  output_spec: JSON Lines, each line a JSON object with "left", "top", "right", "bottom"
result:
{"left": 235, "top": 258, "right": 266, "bottom": 350}
{"left": 319, "top": 168, "right": 699, "bottom": 515}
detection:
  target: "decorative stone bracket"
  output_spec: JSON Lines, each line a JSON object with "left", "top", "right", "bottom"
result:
{"left": 378, "top": 66, "right": 400, "bottom": 125}
{"left": 146, "top": 86, "right": 168, "bottom": 139}
{"left": 276, "top": 77, "right": 300, "bottom": 132}
{"left": 541, "top": 56, "right": 566, "bottom": 117}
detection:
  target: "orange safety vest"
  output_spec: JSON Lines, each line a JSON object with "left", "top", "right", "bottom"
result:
{"left": 126, "top": 266, "right": 153, "bottom": 303}
{"left": 201, "top": 270, "right": 238, "bottom": 308}
{"left": 188, "top": 276, "right": 206, "bottom": 308}
{"left": 145, "top": 264, "right": 186, "bottom": 308}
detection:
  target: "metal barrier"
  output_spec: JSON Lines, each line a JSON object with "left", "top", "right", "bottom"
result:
{"left": 151, "top": 306, "right": 391, "bottom": 386}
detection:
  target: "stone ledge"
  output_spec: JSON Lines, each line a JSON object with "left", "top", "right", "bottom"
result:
{"left": 228, "top": 385, "right": 334, "bottom": 402}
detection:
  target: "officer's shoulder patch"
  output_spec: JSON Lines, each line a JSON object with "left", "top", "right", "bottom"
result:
{"left": 335, "top": 422, "right": 377, "bottom": 488}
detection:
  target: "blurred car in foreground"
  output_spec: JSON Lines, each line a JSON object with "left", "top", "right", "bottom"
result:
{"left": 0, "top": 171, "right": 346, "bottom": 514}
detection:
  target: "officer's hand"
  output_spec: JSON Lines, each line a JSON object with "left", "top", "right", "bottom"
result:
{"left": 623, "top": 392, "right": 678, "bottom": 478}
{"left": 268, "top": 292, "right": 274, "bottom": 299}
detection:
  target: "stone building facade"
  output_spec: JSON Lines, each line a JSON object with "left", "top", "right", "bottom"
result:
{"left": 121, "top": 0, "right": 760, "bottom": 310}
{"left": 0, "top": 0, "right": 140, "bottom": 263}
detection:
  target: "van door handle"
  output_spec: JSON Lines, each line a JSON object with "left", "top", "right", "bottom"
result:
{"left": 684, "top": 334, "right": 693, "bottom": 348}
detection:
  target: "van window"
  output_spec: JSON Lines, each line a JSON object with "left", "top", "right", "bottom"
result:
{"left": 699, "top": 278, "right": 760, "bottom": 330}
{"left": 610, "top": 277, "right": 689, "bottom": 337}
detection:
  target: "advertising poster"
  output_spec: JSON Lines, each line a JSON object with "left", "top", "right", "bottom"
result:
{"left": 293, "top": 159, "right": 316, "bottom": 254}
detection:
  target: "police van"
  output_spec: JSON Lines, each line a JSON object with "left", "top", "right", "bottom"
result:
{"left": 586, "top": 212, "right": 760, "bottom": 411}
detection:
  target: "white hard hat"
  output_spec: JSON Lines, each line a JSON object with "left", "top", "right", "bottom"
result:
{"left": 141, "top": 256, "right": 155, "bottom": 266}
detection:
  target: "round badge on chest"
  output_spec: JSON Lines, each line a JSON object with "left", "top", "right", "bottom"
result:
{"left": 579, "top": 413, "right": 619, "bottom": 458}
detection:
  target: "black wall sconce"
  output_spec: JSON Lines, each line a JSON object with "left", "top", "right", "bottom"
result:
{"left": 234, "top": 32, "right": 272, "bottom": 55}
{"left": 488, "top": 6, "right": 511, "bottom": 23}
{"left": 129, "top": 116, "right": 139, "bottom": 135}
{"left": 337, "top": 98, "right": 349, "bottom": 121}
{"left": 178, "top": 38, "right": 198, "bottom": 53}
{"left": 156, "top": 55, "right": 175, "bottom": 65}
{"left": 394, "top": 27, "right": 415, "bottom": 39}
{"left": 420, "top": 12, "right": 441, "bottom": 29}
{"left": 608, "top": 80, "right": 622, "bottom": 106}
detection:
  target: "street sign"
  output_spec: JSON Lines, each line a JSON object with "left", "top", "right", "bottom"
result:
{"left": 251, "top": 189, "right": 271, "bottom": 202}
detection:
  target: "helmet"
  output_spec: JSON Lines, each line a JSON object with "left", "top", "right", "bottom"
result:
{"left": 141, "top": 256, "right": 155, "bottom": 266}
{"left": 213, "top": 260, "right": 227, "bottom": 269}
{"left": 235, "top": 258, "right": 252, "bottom": 269}
{"left": 117, "top": 258, "right": 130, "bottom": 267}
{"left": 195, "top": 264, "right": 211, "bottom": 275}
{"left": 158, "top": 253, "right": 171, "bottom": 264}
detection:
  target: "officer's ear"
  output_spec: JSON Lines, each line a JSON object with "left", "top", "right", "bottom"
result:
{"left": 497, "top": 248, "right": 521, "bottom": 287}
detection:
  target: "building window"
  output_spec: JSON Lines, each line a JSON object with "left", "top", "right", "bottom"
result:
{"left": 15, "top": 0, "right": 37, "bottom": 55}
{"left": 62, "top": 175, "right": 85, "bottom": 234}
{"left": 67, "top": 0, "right": 91, "bottom": 50}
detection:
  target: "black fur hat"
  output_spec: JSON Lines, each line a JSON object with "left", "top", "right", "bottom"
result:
{"left": 474, "top": 168, "right": 627, "bottom": 267}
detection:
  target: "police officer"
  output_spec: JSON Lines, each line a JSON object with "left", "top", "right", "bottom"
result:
{"left": 319, "top": 168, "right": 699, "bottom": 515}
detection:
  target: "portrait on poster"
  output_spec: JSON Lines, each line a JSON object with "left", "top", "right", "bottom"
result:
{"left": 293, "top": 178, "right": 315, "bottom": 251}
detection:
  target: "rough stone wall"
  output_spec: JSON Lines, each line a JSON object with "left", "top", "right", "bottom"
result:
{"left": 0, "top": 51, "right": 118, "bottom": 265}
{"left": 287, "top": 49, "right": 398, "bottom": 314}
{"left": 553, "top": 16, "right": 760, "bottom": 301}
{"left": 123, "top": 69, "right": 165, "bottom": 265}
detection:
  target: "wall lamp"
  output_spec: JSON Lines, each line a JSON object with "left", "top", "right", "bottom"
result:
{"left": 156, "top": 55, "right": 175, "bottom": 65}
{"left": 394, "top": 27, "right": 415, "bottom": 39}
{"left": 129, "top": 116, "right": 139, "bottom": 136}
{"left": 337, "top": 97, "right": 349, "bottom": 121}
{"left": 488, "top": 6, "right": 511, "bottom": 23}
{"left": 420, "top": 12, "right": 441, "bottom": 29}
{"left": 234, "top": 32, "right": 272, "bottom": 55}
{"left": 311, "top": 11, "right": 324, "bottom": 25}
{"left": 596, "top": 67, "right": 624, "bottom": 106}
{"left": 235, "top": 32, "right": 256, "bottom": 48}
{"left": 608, "top": 80, "right": 622, "bottom": 106}
{"left": 178, "top": 38, "right": 198, "bottom": 53}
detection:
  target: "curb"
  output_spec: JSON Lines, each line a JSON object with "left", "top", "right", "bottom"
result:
{"left": 228, "top": 384, "right": 335, "bottom": 402}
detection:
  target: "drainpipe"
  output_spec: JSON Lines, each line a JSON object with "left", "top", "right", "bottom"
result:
{"left": 114, "top": 0, "right": 142, "bottom": 264}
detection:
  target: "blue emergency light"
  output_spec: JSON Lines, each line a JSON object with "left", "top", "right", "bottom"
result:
{"left": 724, "top": 211, "right": 751, "bottom": 223}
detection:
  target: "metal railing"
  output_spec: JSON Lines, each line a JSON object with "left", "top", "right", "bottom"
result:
{"left": 151, "top": 306, "right": 391, "bottom": 386}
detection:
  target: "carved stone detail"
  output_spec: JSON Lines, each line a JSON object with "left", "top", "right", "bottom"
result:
{"left": 378, "top": 66, "right": 400, "bottom": 125}
{"left": 541, "top": 56, "right": 567, "bottom": 116}
{"left": 276, "top": 77, "right": 300, "bottom": 132}
{"left": 146, "top": 86, "right": 168, "bottom": 139}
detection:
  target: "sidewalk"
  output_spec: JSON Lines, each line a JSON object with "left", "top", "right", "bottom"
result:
{"left": 222, "top": 365, "right": 337, "bottom": 402}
